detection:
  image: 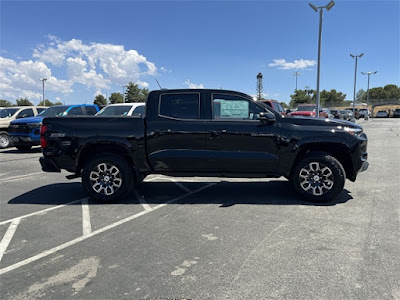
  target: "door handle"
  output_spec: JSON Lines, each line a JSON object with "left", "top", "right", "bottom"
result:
{"left": 209, "top": 130, "right": 226, "bottom": 139}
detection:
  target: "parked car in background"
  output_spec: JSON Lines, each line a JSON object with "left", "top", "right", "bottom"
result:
{"left": 0, "top": 106, "right": 46, "bottom": 149}
{"left": 359, "top": 108, "right": 371, "bottom": 118}
{"left": 329, "top": 109, "right": 342, "bottom": 119}
{"left": 375, "top": 110, "right": 389, "bottom": 118}
{"left": 289, "top": 104, "right": 329, "bottom": 118}
{"left": 393, "top": 109, "right": 400, "bottom": 118}
{"left": 322, "top": 108, "right": 334, "bottom": 119}
{"left": 340, "top": 110, "right": 351, "bottom": 121}
{"left": 261, "top": 100, "right": 286, "bottom": 116}
{"left": 345, "top": 108, "right": 359, "bottom": 119}
{"left": 9, "top": 104, "right": 99, "bottom": 151}
{"left": 95, "top": 103, "right": 145, "bottom": 117}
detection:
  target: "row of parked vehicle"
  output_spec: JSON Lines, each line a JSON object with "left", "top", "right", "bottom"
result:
{"left": 0, "top": 103, "right": 145, "bottom": 150}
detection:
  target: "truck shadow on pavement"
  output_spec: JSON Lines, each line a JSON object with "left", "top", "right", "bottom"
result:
{"left": 1, "top": 147, "right": 42, "bottom": 154}
{"left": 8, "top": 180, "right": 353, "bottom": 207}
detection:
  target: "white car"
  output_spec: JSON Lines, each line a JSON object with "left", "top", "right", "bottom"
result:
{"left": 375, "top": 110, "right": 388, "bottom": 118}
{"left": 95, "top": 103, "right": 145, "bottom": 117}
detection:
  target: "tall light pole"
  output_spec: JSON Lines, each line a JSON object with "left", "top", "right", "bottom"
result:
{"left": 309, "top": 0, "right": 335, "bottom": 118}
{"left": 40, "top": 78, "right": 47, "bottom": 106}
{"left": 361, "top": 71, "right": 377, "bottom": 120}
{"left": 293, "top": 72, "right": 301, "bottom": 91}
{"left": 350, "top": 53, "right": 364, "bottom": 122}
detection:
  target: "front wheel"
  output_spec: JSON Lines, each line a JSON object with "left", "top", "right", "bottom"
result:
{"left": 290, "top": 153, "right": 346, "bottom": 202}
{"left": 82, "top": 154, "right": 133, "bottom": 202}
{"left": 0, "top": 132, "right": 11, "bottom": 149}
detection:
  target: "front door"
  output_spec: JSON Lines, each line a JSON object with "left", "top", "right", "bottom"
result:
{"left": 203, "top": 93, "right": 279, "bottom": 174}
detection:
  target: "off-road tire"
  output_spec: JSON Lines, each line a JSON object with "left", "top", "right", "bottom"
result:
{"left": 82, "top": 154, "right": 133, "bottom": 202}
{"left": 290, "top": 152, "right": 346, "bottom": 203}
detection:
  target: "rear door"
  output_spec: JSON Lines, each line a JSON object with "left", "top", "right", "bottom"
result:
{"left": 146, "top": 92, "right": 208, "bottom": 172}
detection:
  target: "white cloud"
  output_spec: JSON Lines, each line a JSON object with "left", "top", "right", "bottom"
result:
{"left": 268, "top": 59, "right": 316, "bottom": 70}
{"left": 0, "top": 36, "right": 158, "bottom": 101}
{"left": 185, "top": 79, "right": 204, "bottom": 89}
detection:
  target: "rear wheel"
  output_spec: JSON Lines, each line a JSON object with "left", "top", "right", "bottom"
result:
{"left": 290, "top": 152, "right": 346, "bottom": 202}
{"left": 0, "top": 132, "right": 11, "bottom": 149}
{"left": 82, "top": 154, "right": 133, "bottom": 202}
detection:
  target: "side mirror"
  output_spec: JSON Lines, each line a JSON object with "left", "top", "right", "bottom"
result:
{"left": 258, "top": 111, "right": 276, "bottom": 124}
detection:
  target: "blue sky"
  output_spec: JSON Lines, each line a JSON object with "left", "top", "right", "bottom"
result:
{"left": 1, "top": 0, "right": 399, "bottom": 105}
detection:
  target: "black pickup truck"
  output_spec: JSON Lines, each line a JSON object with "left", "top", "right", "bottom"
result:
{"left": 40, "top": 89, "right": 368, "bottom": 202}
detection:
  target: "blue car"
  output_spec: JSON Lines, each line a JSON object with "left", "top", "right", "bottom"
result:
{"left": 9, "top": 104, "right": 99, "bottom": 151}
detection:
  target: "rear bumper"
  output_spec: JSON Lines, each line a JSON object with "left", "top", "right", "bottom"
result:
{"left": 39, "top": 156, "right": 61, "bottom": 172}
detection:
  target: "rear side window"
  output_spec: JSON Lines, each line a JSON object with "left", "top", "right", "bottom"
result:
{"left": 67, "top": 107, "right": 84, "bottom": 116}
{"left": 85, "top": 106, "right": 98, "bottom": 115}
{"left": 132, "top": 105, "right": 145, "bottom": 116}
{"left": 159, "top": 93, "right": 199, "bottom": 119}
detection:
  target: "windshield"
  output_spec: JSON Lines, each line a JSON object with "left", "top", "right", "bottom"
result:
{"left": 96, "top": 105, "right": 134, "bottom": 116}
{"left": 0, "top": 108, "right": 19, "bottom": 118}
{"left": 38, "top": 106, "right": 70, "bottom": 117}
{"left": 296, "top": 105, "right": 316, "bottom": 112}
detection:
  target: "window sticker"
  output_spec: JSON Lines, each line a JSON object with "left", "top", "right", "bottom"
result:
{"left": 214, "top": 99, "right": 249, "bottom": 119}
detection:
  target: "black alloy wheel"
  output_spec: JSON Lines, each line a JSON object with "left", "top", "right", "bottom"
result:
{"left": 82, "top": 154, "right": 133, "bottom": 202}
{"left": 290, "top": 152, "right": 346, "bottom": 202}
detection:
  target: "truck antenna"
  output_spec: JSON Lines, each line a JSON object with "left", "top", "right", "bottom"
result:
{"left": 155, "top": 79, "right": 162, "bottom": 89}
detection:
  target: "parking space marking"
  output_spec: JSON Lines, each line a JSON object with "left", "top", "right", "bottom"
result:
{"left": 133, "top": 189, "right": 153, "bottom": 212}
{"left": 0, "top": 218, "right": 21, "bottom": 262}
{"left": 0, "top": 172, "right": 47, "bottom": 183}
{"left": 0, "top": 198, "right": 87, "bottom": 226}
{"left": 81, "top": 199, "right": 92, "bottom": 236}
{"left": 0, "top": 182, "right": 216, "bottom": 276}
{"left": 166, "top": 178, "right": 192, "bottom": 193}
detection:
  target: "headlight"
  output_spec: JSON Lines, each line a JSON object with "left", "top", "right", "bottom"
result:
{"left": 27, "top": 123, "right": 41, "bottom": 128}
{"left": 344, "top": 127, "right": 363, "bottom": 136}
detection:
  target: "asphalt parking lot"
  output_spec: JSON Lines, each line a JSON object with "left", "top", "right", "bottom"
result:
{"left": 0, "top": 118, "right": 399, "bottom": 300}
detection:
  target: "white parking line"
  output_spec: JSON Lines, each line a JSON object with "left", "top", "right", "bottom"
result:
{"left": 0, "top": 218, "right": 21, "bottom": 262}
{"left": 0, "top": 172, "right": 45, "bottom": 183}
{"left": 81, "top": 199, "right": 92, "bottom": 236}
{"left": 133, "top": 189, "right": 153, "bottom": 212}
{"left": 0, "top": 182, "right": 216, "bottom": 275}
{"left": 166, "top": 179, "right": 192, "bottom": 193}
{"left": 0, "top": 198, "right": 87, "bottom": 226}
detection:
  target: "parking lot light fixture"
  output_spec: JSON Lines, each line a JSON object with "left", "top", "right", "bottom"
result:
{"left": 350, "top": 53, "right": 364, "bottom": 122}
{"left": 361, "top": 71, "right": 377, "bottom": 120}
{"left": 309, "top": 0, "right": 335, "bottom": 118}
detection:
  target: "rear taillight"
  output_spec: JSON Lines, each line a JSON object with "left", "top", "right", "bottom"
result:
{"left": 40, "top": 125, "right": 48, "bottom": 148}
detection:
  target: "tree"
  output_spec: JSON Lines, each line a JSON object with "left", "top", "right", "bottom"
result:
{"left": 320, "top": 89, "right": 346, "bottom": 107}
{"left": 280, "top": 102, "right": 289, "bottom": 109}
{"left": 54, "top": 101, "right": 63, "bottom": 105}
{"left": 383, "top": 84, "right": 400, "bottom": 99}
{"left": 109, "top": 92, "right": 124, "bottom": 104}
{"left": 0, "top": 100, "right": 13, "bottom": 107}
{"left": 94, "top": 94, "right": 107, "bottom": 106}
{"left": 366, "top": 87, "right": 386, "bottom": 100}
{"left": 139, "top": 88, "right": 149, "bottom": 102}
{"left": 38, "top": 99, "right": 54, "bottom": 106}
{"left": 125, "top": 82, "right": 141, "bottom": 102}
{"left": 289, "top": 89, "right": 313, "bottom": 107}
{"left": 16, "top": 98, "right": 33, "bottom": 106}
{"left": 356, "top": 89, "right": 366, "bottom": 101}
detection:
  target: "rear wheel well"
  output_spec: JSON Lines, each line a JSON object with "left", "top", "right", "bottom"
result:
{"left": 291, "top": 143, "right": 353, "bottom": 180}
{"left": 77, "top": 144, "right": 138, "bottom": 181}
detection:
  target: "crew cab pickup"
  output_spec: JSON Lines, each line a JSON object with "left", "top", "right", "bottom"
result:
{"left": 40, "top": 89, "right": 368, "bottom": 202}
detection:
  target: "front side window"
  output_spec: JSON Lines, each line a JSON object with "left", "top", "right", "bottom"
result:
{"left": 159, "top": 93, "right": 199, "bottom": 119}
{"left": 212, "top": 94, "right": 265, "bottom": 120}
{"left": 17, "top": 109, "right": 34, "bottom": 118}
{"left": 36, "top": 108, "right": 46, "bottom": 114}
